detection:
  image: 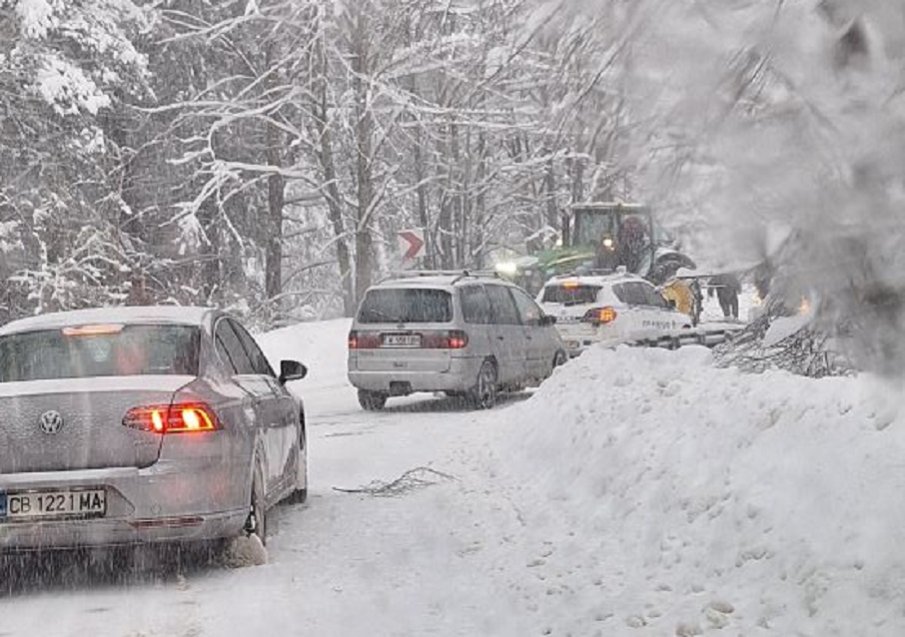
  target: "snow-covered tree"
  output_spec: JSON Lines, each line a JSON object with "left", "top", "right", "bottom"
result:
{"left": 0, "top": 0, "right": 152, "bottom": 316}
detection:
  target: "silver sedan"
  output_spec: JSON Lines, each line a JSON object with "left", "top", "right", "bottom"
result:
{"left": 0, "top": 306, "right": 308, "bottom": 552}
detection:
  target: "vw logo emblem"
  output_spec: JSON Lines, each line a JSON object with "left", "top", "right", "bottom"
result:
{"left": 39, "top": 410, "right": 64, "bottom": 435}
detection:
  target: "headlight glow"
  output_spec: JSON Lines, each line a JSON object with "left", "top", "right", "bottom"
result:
{"left": 494, "top": 261, "right": 519, "bottom": 277}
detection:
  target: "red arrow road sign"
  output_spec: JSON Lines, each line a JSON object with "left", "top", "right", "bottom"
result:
{"left": 398, "top": 229, "right": 425, "bottom": 260}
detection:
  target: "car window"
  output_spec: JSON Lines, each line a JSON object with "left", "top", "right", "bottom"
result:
{"left": 613, "top": 282, "right": 646, "bottom": 306}
{"left": 0, "top": 324, "right": 200, "bottom": 382}
{"left": 638, "top": 283, "right": 669, "bottom": 309}
{"left": 460, "top": 285, "right": 493, "bottom": 324}
{"left": 510, "top": 288, "right": 544, "bottom": 326}
{"left": 484, "top": 284, "right": 521, "bottom": 325}
{"left": 229, "top": 319, "right": 276, "bottom": 376}
{"left": 215, "top": 319, "right": 255, "bottom": 375}
{"left": 541, "top": 284, "right": 601, "bottom": 305}
{"left": 358, "top": 288, "right": 452, "bottom": 324}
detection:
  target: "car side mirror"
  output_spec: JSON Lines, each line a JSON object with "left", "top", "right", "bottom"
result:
{"left": 540, "top": 314, "right": 557, "bottom": 326}
{"left": 279, "top": 360, "right": 307, "bottom": 384}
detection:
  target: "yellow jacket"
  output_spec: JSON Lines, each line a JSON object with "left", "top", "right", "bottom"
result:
{"left": 661, "top": 279, "right": 694, "bottom": 316}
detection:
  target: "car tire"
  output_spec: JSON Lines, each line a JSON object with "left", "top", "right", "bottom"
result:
{"left": 466, "top": 359, "right": 498, "bottom": 410}
{"left": 245, "top": 464, "right": 267, "bottom": 545}
{"left": 358, "top": 389, "right": 388, "bottom": 411}
{"left": 552, "top": 350, "right": 568, "bottom": 370}
{"left": 286, "top": 423, "right": 308, "bottom": 505}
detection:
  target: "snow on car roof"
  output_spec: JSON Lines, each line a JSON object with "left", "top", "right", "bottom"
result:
{"left": 0, "top": 305, "right": 217, "bottom": 335}
{"left": 375, "top": 273, "right": 509, "bottom": 289}
{"left": 544, "top": 271, "right": 645, "bottom": 287}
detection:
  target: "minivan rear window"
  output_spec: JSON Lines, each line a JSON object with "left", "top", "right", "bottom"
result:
{"left": 358, "top": 289, "right": 453, "bottom": 324}
{"left": 0, "top": 324, "right": 200, "bottom": 382}
{"left": 541, "top": 284, "right": 601, "bottom": 305}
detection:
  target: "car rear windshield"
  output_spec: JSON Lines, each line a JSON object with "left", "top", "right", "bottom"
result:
{"left": 541, "top": 284, "right": 602, "bottom": 305}
{"left": 0, "top": 324, "right": 200, "bottom": 382}
{"left": 358, "top": 288, "right": 453, "bottom": 324}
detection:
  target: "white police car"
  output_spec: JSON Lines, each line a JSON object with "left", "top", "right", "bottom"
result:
{"left": 537, "top": 271, "right": 691, "bottom": 356}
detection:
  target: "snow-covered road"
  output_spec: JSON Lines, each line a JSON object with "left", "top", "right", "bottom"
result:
{"left": 4, "top": 318, "right": 905, "bottom": 636}
{"left": 1, "top": 320, "right": 548, "bottom": 636}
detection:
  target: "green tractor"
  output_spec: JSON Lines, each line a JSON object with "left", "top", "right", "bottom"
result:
{"left": 497, "top": 202, "right": 696, "bottom": 294}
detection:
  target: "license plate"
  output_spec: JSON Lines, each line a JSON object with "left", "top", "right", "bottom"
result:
{"left": 1, "top": 489, "right": 106, "bottom": 520}
{"left": 382, "top": 334, "right": 421, "bottom": 348}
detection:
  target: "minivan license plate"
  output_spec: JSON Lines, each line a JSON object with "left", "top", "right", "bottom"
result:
{"left": 382, "top": 334, "right": 421, "bottom": 348}
{"left": 0, "top": 489, "right": 106, "bottom": 520}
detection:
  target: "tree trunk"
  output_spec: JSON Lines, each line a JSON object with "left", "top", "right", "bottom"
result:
{"left": 544, "top": 150, "right": 558, "bottom": 229}
{"left": 351, "top": 5, "right": 375, "bottom": 303}
{"left": 406, "top": 64, "right": 432, "bottom": 268}
{"left": 311, "top": 18, "right": 355, "bottom": 316}
{"left": 198, "top": 196, "right": 221, "bottom": 303}
{"left": 264, "top": 166, "right": 284, "bottom": 302}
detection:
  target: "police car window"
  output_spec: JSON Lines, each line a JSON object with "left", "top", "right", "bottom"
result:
{"left": 614, "top": 283, "right": 646, "bottom": 306}
{"left": 639, "top": 284, "right": 669, "bottom": 308}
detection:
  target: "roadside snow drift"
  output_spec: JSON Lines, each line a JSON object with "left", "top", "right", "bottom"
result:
{"left": 498, "top": 345, "right": 905, "bottom": 635}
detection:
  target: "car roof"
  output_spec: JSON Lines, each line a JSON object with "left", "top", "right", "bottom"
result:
{"left": 373, "top": 274, "right": 512, "bottom": 290}
{"left": 0, "top": 305, "right": 218, "bottom": 336}
{"left": 543, "top": 272, "right": 649, "bottom": 287}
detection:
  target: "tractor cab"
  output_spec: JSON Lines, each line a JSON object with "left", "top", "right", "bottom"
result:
{"left": 494, "top": 201, "right": 696, "bottom": 291}
{"left": 563, "top": 202, "right": 694, "bottom": 284}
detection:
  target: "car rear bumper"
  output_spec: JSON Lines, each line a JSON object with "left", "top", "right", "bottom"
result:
{"left": 0, "top": 460, "right": 248, "bottom": 551}
{"left": 348, "top": 355, "right": 482, "bottom": 392}
{"left": 556, "top": 325, "right": 629, "bottom": 357}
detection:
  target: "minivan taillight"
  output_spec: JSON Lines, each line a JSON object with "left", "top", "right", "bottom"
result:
{"left": 123, "top": 402, "right": 218, "bottom": 434}
{"left": 581, "top": 306, "right": 618, "bottom": 325}
{"left": 421, "top": 330, "right": 469, "bottom": 349}
{"left": 348, "top": 331, "right": 381, "bottom": 349}
{"left": 447, "top": 330, "right": 468, "bottom": 349}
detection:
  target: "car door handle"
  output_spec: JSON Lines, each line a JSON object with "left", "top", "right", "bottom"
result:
{"left": 497, "top": 336, "right": 505, "bottom": 341}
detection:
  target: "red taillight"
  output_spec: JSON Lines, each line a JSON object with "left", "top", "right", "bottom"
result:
{"left": 348, "top": 330, "right": 380, "bottom": 349}
{"left": 420, "top": 330, "right": 469, "bottom": 349}
{"left": 123, "top": 402, "right": 218, "bottom": 434}
{"left": 447, "top": 330, "right": 469, "bottom": 349}
{"left": 582, "top": 306, "right": 618, "bottom": 325}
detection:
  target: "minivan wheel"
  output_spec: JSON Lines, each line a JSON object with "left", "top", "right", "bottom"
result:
{"left": 358, "top": 389, "right": 388, "bottom": 411}
{"left": 466, "top": 360, "right": 498, "bottom": 410}
{"left": 553, "top": 350, "right": 568, "bottom": 370}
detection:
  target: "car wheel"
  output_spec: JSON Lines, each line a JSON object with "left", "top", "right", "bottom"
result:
{"left": 358, "top": 389, "right": 388, "bottom": 411}
{"left": 466, "top": 360, "right": 498, "bottom": 410}
{"left": 245, "top": 464, "right": 267, "bottom": 545}
{"left": 287, "top": 424, "right": 308, "bottom": 505}
{"left": 553, "top": 350, "right": 568, "bottom": 370}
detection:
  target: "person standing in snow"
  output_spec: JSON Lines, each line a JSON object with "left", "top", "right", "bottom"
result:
{"left": 709, "top": 272, "right": 741, "bottom": 319}
{"left": 690, "top": 278, "right": 703, "bottom": 326}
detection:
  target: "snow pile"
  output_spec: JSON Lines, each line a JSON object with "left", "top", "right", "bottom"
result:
{"left": 498, "top": 345, "right": 905, "bottom": 635}
{"left": 256, "top": 318, "right": 350, "bottom": 391}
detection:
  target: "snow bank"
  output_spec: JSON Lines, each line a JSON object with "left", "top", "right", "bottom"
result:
{"left": 256, "top": 318, "right": 350, "bottom": 391}
{"left": 499, "top": 345, "right": 905, "bottom": 635}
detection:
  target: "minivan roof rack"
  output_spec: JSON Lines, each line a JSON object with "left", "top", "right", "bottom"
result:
{"left": 387, "top": 269, "right": 501, "bottom": 283}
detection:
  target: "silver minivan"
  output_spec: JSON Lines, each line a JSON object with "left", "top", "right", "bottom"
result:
{"left": 347, "top": 272, "right": 567, "bottom": 410}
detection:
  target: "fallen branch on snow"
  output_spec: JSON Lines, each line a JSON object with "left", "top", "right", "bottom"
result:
{"left": 333, "top": 467, "right": 456, "bottom": 498}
